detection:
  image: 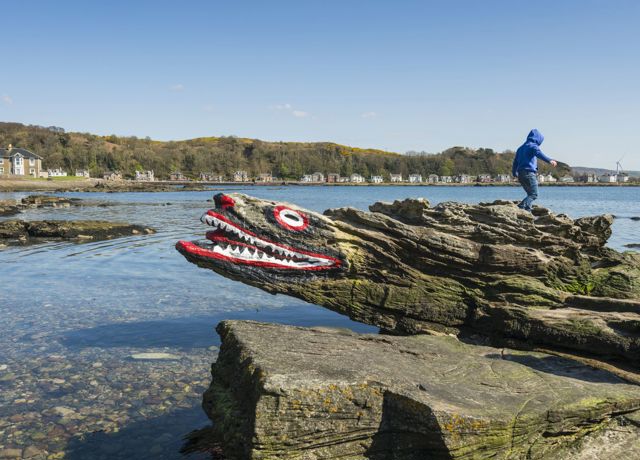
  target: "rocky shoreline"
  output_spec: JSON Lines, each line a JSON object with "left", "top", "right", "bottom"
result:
{"left": 0, "top": 220, "right": 155, "bottom": 246}
{"left": 176, "top": 193, "right": 640, "bottom": 459}
{"left": 206, "top": 320, "right": 640, "bottom": 459}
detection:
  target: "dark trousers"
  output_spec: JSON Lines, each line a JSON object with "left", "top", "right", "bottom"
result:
{"left": 517, "top": 171, "right": 538, "bottom": 211}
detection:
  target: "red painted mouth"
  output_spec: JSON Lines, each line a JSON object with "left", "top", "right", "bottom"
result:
{"left": 176, "top": 211, "right": 341, "bottom": 271}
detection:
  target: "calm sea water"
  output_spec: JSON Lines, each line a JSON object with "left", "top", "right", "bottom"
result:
{"left": 0, "top": 185, "right": 638, "bottom": 458}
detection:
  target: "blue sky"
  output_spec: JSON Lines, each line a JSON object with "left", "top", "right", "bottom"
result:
{"left": 1, "top": 1, "right": 639, "bottom": 169}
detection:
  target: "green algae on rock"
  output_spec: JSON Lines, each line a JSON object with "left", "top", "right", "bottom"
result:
{"left": 176, "top": 194, "right": 640, "bottom": 368}
{"left": 206, "top": 321, "right": 640, "bottom": 460}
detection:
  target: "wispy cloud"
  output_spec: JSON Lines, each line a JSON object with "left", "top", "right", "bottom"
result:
{"left": 2, "top": 95, "right": 13, "bottom": 106}
{"left": 361, "top": 111, "right": 377, "bottom": 119}
{"left": 271, "top": 103, "right": 311, "bottom": 118}
{"left": 169, "top": 84, "right": 185, "bottom": 92}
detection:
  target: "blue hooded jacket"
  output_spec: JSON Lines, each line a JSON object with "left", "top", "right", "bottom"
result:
{"left": 512, "top": 129, "right": 553, "bottom": 176}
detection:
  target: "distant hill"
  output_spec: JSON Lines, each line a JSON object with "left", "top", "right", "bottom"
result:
{"left": 571, "top": 166, "right": 640, "bottom": 177}
{"left": 0, "top": 122, "right": 570, "bottom": 180}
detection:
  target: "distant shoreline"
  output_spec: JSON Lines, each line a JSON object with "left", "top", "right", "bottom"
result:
{"left": 0, "top": 178, "right": 638, "bottom": 193}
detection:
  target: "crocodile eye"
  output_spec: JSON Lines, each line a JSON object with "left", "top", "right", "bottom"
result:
{"left": 273, "top": 205, "right": 309, "bottom": 231}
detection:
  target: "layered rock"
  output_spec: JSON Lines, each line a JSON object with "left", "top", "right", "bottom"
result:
{"left": 0, "top": 195, "right": 80, "bottom": 216}
{"left": 176, "top": 194, "right": 640, "bottom": 369}
{"left": 206, "top": 320, "right": 640, "bottom": 459}
{"left": 0, "top": 220, "right": 154, "bottom": 245}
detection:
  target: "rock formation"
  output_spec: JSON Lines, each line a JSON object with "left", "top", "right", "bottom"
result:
{"left": 0, "top": 220, "right": 154, "bottom": 245}
{"left": 175, "top": 193, "right": 640, "bottom": 458}
{"left": 208, "top": 321, "right": 640, "bottom": 460}
{"left": 177, "top": 193, "right": 640, "bottom": 368}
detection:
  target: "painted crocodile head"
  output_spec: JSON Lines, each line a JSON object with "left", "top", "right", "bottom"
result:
{"left": 176, "top": 193, "right": 347, "bottom": 286}
{"left": 177, "top": 193, "right": 640, "bottom": 371}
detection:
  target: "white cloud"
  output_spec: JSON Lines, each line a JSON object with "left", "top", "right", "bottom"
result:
{"left": 169, "top": 84, "right": 185, "bottom": 92}
{"left": 361, "top": 111, "right": 377, "bottom": 119}
{"left": 271, "top": 103, "right": 292, "bottom": 111}
{"left": 270, "top": 103, "right": 311, "bottom": 118}
{"left": 2, "top": 95, "right": 13, "bottom": 106}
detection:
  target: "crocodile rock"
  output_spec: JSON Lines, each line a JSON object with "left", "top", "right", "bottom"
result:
{"left": 176, "top": 193, "right": 640, "bottom": 370}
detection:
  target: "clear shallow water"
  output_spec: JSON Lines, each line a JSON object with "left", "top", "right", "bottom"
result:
{"left": 0, "top": 185, "right": 638, "bottom": 459}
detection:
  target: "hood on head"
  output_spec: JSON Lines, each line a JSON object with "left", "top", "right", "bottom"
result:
{"left": 526, "top": 129, "right": 544, "bottom": 145}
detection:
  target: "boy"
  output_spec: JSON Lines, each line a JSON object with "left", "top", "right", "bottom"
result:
{"left": 512, "top": 129, "right": 557, "bottom": 211}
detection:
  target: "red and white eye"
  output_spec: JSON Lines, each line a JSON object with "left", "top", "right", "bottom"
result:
{"left": 273, "top": 205, "right": 309, "bottom": 231}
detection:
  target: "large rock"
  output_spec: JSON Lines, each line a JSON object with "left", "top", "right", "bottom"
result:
{"left": 0, "top": 220, "right": 154, "bottom": 244}
{"left": 206, "top": 320, "right": 640, "bottom": 459}
{"left": 176, "top": 194, "right": 640, "bottom": 369}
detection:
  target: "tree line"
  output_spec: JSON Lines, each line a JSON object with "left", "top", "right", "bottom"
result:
{"left": 0, "top": 122, "right": 570, "bottom": 179}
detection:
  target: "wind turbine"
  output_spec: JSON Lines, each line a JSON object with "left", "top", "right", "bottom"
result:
{"left": 616, "top": 155, "right": 625, "bottom": 175}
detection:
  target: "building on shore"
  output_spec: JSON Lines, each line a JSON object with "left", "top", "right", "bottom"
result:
{"left": 617, "top": 173, "right": 629, "bottom": 183}
{"left": 477, "top": 174, "right": 492, "bottom": 183}
{"left": 584, "top": 174, "right": 597, "bottom": 183}
{"left": 598, "top": 173, "right": 617, "bottom": 183}
{"left": 135, "top": 170, "right": 155, "bottom": 181}
{"left": 370, "top": 175, "right": 383, "bottom": 184}
{"left": 311, "top": 172, "right": 325, "bottom": 183}
{"left": 300, "top": 174, "right": 313, "bottom": 182}
{"left": 0, "top": 145, "right": 43, "bottom": 178}
{"left": 233, "top": 171, "right": 249, "bottom": 182}
{"left": 440, "top": 175, "right": 453, "bottom": 183}
{"left": 103, "top": 171, "right": 122, "bottom": 181}
{"left": 48, "top": 168, "right": 68, "bottom": 177}
{"left": 350, "top": 173, "right": 365, "bottom": 183}
{"left": 257, "top": 173, "right": 273, "bottom": 183}
{"left": 496, "top": 174, "right": 512, "bottom": 183}
{"left": 427, "top": 174, "right": 439, "bottom": 183}
{"left": 200, "top": 172, "right": 224, "bottom": 181}
{"left": 327, "top": 173, "right": 340, "bottom": 183}
{"left": 455, "top": 174, "right": 472, "bottom": 184}
{"left": 537, "top": 173, "right": 557, "bottom": 183}
{"left": 75, "top": 169, "right": 90, "bottom": 178}
{"left": 169, "top": 171, "right": 188, "bottom": 181}
{"left": 390, "top": 173, "right": 403, "bottom": 183}
{"left": 408, "top": 174, "right": 422, "bottom": 183}
{"left": 560, "top": 175, "right": 575, "bottom": 183}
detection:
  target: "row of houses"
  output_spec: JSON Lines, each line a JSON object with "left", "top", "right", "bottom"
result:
{"left": 0, "top": 146, "right": 633, "bottom": 184}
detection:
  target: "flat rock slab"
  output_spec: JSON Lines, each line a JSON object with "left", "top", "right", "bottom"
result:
{"left": 206, "top": 320, "right": 640, "bottom": 459}
{"left": 0, "top": 220, "right": 155, "bottom": 245}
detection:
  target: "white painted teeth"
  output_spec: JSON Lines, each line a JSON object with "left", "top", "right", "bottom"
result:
{"left": 201, "top": 213, "right": 334, "bottom": 268}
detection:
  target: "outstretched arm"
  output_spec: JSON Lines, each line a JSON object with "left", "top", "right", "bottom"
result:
{"left": 534, "top": 145, "right": 555, "bottom": 165}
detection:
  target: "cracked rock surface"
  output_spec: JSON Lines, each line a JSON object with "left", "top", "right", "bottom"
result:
{"left": 206, "top": 321, "right": 640, "bottom": 460}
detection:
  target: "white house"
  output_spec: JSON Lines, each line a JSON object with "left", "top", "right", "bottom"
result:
{"left": 617, "top": 173, "right": 629, "bottom": 183}
{"left": 408, "top": 174, "right": 422, "bottom": 183}
{"left": 135, "top": 170, "right": 155, "bottom": 181}
{"left": 350, "top": 173, "right": 365, "bottom": 183}
{"left": 390, "top": 174, "right": 403, "bottom": 183}
{"left": 455, "top": 175, "right": 472, "bottom": 184}
{"left": 75, "top": 169, "right": 90, "bottom": 178}
{"left": 48, "top": 168, "right": 67, "bottom": 177}
{"left": 370, "top": 175, "right": 384, "bottom": 183}
{"left": 560, "top": 175, "right": 575, "bottom": 183}
{"left": 300, "top": 175, "right": 313, "bottom": 182}
{"left": 440, "top": 175, "right": 453, "bottom": 183}
{"left": 598, "top": 173, "right": 617, "bottom": 183}
{"left": 496, "top": 174, "right": 512, "bottom": 183}
{"left": 311, "top": 172, "right": 325, "bottom": 182}
{"left": 233, "top": 171, "right": 249, "bottom": 182}
{"left": 426, "top": 174, "right": 439, "bottom": 183}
